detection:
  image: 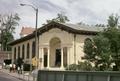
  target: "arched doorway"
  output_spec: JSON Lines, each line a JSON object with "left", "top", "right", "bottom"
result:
{"left": 50, "top": 37, "right": 61, "bottom": 67}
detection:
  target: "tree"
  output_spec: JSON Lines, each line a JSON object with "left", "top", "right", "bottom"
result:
{"left": 0, "top": 13, "right": 20, "bottom": 51}
{"left": 83, "top": 13, "right": 120, "bottom": 71}
{"left": 84, "top": 35, "right": 111, "bottom": 70}
{"left": 104, "top": 13, "right": 120, "bottom": 70}
{"left": 43, "top": 13, "right": 69, "bottom": 25}
{"left": 84, "top": 38, "right": 95, "bottom": 61}
{"left": 2, "top": 32, "right": 14, "bottom": 51}
{"left": 93, "top": 35, "right": 112, "bottom": 70}
{"left": 102, "top": 28, "right": 120, "bottom": 70}
{"left": 107, "top": 14, "right": 119, "bottom": 28}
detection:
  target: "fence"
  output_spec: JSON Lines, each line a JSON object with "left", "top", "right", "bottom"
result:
{"left": 37, "top": 70, "right": 120, "bottom": 81}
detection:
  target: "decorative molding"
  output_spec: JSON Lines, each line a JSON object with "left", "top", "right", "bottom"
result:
{"left": 61, "top": 43, "right": 73, "bottom": 48}
{"left": 39, "top": 44, "right": 49, "bottom": 48}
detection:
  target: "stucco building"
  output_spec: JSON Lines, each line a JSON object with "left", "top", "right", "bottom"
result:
{"left": 9, "top": 21, "right": 103, "bottom": 70}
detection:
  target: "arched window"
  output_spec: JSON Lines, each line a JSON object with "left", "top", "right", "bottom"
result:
{"left": 18, "top": 46, "right": 20, "bottom": 58}
{"left": 22, "top": 45, "right": 25, "bottom": 59}
{"left": 14, "top": 47, "right": 16, "bottom": 59}
{"left": 27, "top": 43, "right": 30, "bottom": 59}
{"left": 32, "top": 41, "right": 36, "bottom": 58}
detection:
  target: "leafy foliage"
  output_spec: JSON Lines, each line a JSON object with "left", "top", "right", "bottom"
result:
{"left": 108, "top": 14, "right": 119, "bottom": 28}
{"left": 2, "top": 32, "right": 14, "bottom": 51}
{"left": 77, "top": 61, "right": 93, "bottom": 71}
{"left": 84, "top": 38, "right": 94, "bottom": 61}
{"left": 84, "top": 35, "right": 111, "bottom": 70}
{"left": 83, "top": 13, "right": 120, "bottom": 71}
{"left": 66, "top": 61, "right": 93, "bottom": 71}
{"left": 0, "top": 13, "right": 20, "bottom": 51}
{"left": 102, "top": 28, "right": 120, "bottom": 70}
{"left": 43, "top": 13, "right": 69, "bottom": 25}
{"left": 66, "top": 64, "right": 78, "bottom": 70}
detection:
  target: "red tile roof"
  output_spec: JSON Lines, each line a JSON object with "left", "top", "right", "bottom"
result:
{"left": 20, "top": 27, "right": 35, "bottom": 36}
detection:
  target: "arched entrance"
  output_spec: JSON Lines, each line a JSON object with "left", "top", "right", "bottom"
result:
{"left": 50, "top": 37, "right": 61, "bottom": 67}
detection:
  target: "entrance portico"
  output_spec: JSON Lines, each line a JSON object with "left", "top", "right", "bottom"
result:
{"left": 40, "top": 37, "right": 69, "bottom": 70}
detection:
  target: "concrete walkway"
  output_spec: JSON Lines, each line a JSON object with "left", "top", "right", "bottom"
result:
{"left": 0, "top": 69, "right": 35, "bottom": 81}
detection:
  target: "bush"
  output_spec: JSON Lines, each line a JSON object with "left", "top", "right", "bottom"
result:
{"left": 66, "top": 61, "right": 93, "bottom": 71}
{"left": 66, "top": 64, "right": 78, "bottom": 70}
{"left": 113, "top": 65, "right": 119, "bottom": 71}
{"left": 77, "top": 61, "right": 93, "bottom": 71}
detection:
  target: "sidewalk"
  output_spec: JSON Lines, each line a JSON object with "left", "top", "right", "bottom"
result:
{"left": 0, "top": 69, "right": 35, "bottom": 81}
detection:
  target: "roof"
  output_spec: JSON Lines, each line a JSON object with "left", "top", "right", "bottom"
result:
{"left": 8, "top": 21, "right": 104, "bottom": 46}
{"left": 20, "top": 27, "right": 35, "bottom": 36}
{"left": 62, "top": 23, "right": 103, "bottom": 32}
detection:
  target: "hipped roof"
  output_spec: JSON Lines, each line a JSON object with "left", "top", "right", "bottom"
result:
{"left": 8, "top": 21, "right": 104, "bottom": 45}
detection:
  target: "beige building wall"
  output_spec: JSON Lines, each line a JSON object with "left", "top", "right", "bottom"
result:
{"left": 75, "top": 35, "right": 93, "bottom": 64}
{"left": 12, "top": 38, "right": 36, "bottom": 63}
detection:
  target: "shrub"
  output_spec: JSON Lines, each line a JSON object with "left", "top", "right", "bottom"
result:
{"left": 66, "top": 61, "right": 94, "bottom": 71}
{"left": 66, "top": 64, "right": 78, "bottom": 70}
{"left": 77, "top": 61, "right": 93, "bottom": 71}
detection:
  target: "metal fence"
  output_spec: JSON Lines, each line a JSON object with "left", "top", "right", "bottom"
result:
{"left": 37, "top": 70, "right": 120, "bottom": 81}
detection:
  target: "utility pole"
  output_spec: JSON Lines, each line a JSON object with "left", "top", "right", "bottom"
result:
{"left": 20, "top": 4, "right": 39, "bottom": 69}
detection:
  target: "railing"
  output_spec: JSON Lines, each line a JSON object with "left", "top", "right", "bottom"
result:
{"left": 37, "top": 70, "right": 120, "bottom": 81}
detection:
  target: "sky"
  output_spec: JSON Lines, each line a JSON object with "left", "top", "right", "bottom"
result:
{"left": 0, "top": 0, "right": 120, "bottom": 39}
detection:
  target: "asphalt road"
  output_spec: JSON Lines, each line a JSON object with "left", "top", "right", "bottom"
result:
{"left": 0, "top": 71, "right": 23, "bottom": 81}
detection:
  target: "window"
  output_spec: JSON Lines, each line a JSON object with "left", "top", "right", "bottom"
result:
{"left": 14, "top": 47, "right": 16, "bottom": 59}
{"left": 27, "top": 43, "right": 30, "bottom": 59}
{"left": 22, "top": 45, "right": 25, "bottom": 59}
{"left": 32, "top": 41, "right": 36, "bottom": 58}
{"left": 18, "top": 46, "right": 20, "bottom": 58}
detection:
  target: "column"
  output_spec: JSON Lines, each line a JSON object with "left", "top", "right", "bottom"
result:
{"left": 12, "top": 47, "right": 14, "bottom": 63}
{"left": 47, "top": 47, "right": 50, "bottom": 68}
{"left": 61, "top": 47, "right": 64, "bottom": 68}
{"left": 29, "top": 42, "right": 33, "bottom": 71}
{"left": 41, "top": 48, "right": 44, "bottom": 69}
{"left": 67, "top": 47, "right": 70, "bottom": 70}
{"left": 29, "top": 42, "right": 32, "bottom": 64}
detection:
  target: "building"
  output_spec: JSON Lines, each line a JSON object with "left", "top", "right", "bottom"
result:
{"left": 20, "top": 27, "right": 35, "bottom": 37}
{"left": 8, "top": 21, "right": 103, "bottom": 70}
{"left": 0, "top": 51, "right": 12, "bottom": 64}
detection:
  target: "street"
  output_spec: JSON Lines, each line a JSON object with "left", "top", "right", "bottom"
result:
{"left": 0, "top": 71, "right": 23, "bottom": 81}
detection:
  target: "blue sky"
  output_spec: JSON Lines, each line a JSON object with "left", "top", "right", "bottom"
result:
{"left": 0, "top": 0, "right": 120, "bottom": 39}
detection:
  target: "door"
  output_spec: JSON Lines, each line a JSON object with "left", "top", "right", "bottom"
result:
{"left": 55, "top": 49, "right": 61, "bottom": 67}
